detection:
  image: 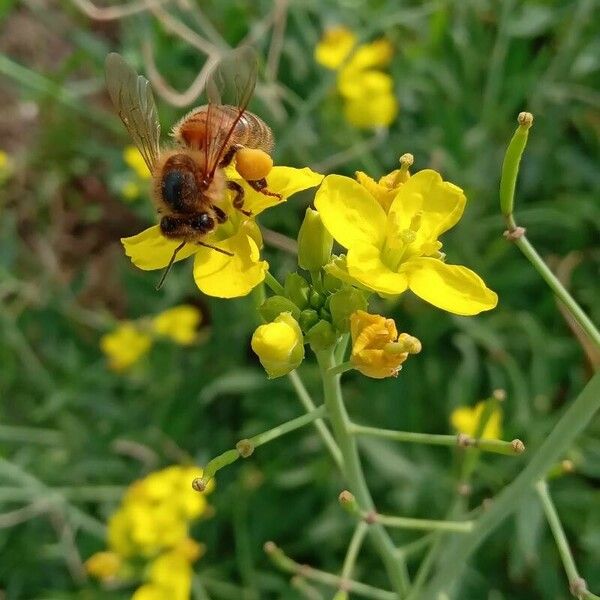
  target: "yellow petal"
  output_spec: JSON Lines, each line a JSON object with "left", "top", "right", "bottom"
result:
{"left": 230, "top": 167, "right": 324, "bottom": 216}
{"left": 388, "top": 170, "right": 466, "bottom": 248}
{"left": 343, "top": 93, "right": 398, "bottom": 129}
{"left": 405, "top": 257, "right": 498, "bottom": 315}
{"left": 346, "top": 39, "right": 394, "bottom": 72}
{"left": 338, "top": 70, "right": 393, "bottom": 100}
{"left": 122, "top": 226, "right": 198, "bottom": 271}
{"left": 315, "top": 175, "right": 387, "bottom": 249}
{"left": 193, "top": 229, "right": 267, "bottom": 298}
{"left": 347, "top": 244, "right": 409, "bottom": 295}
{"left": 314, "top": 26, "right": 357, "bottom": 69}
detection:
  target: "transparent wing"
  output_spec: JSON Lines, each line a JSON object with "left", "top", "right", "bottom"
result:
{"left": 105, "top": 53, "right": 161, "bottom": 173}
{"left": 204, "top": 46, "right": 258, "bottom": 176}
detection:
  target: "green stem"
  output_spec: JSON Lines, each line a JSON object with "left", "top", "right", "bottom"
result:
{"left": 507, "top": 230, "right": 600, "bottom": 350}
{"left": 317, "top": 348, "right": 410, "bottom": 598}
{"left": 373, "top": 514, "right": 473, "bottom": 534}
{"left": 287, "top": 370, "right": 343, "bottom": 469}
{"left": 328, "top": 361, "right": 354, "bottom": 377}
{"left": 422, "top": 372, "right": 600, "bottom": 596}
{"left": 341, "top": 521, "right": 369, "bottom": 583}
{"left": 264, "top": 271, "right": 285, "bottom": 296}
{"left": 536, "top": 480, "right": 596, "bottom": 600}
{"left": 250, "top": 405, "right": 327, "bottom": 447}
{"left": 396, "top": 534, "right": 435, "bottom": 560}
{"left": 265, "top": 542, "right": 396, "bottom": 600}
{"left": 350, "top": 424, "right": 524, "bottom": 456}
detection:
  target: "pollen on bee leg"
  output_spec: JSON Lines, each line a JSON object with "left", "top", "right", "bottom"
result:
{"left": 235, "top": 148, "right": 273, "bottom": 181}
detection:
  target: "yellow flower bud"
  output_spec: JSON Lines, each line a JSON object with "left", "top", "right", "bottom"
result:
{"left": 100, "top": 323, "right": 152, "bottom": 372}
{"left": 85, "top": 551, "right": 122, "bottom": 581}
{"left": 251, "top": 312, "right": 305, "bottom": 378}
{"left": 297, "top": 207, "right": 334, "bottom": 272}
{"left": 152, "top": 305, "right": 202, "bottom": 346}
{"left": 450, "top": 401, "right": 502, "bottom": 440}
{"left": 350, "top": 310, "right": 420, "bottom": 379}
{"left": 235, "top": 148, "right": 273, "bottom": 181}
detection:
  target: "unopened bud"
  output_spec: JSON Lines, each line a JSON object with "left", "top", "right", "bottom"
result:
{"left": 305, "top": 319, "right": 338, "bottom": 351}
{"left": 284, "top": 272, "right": 310, "bottom": 309}
{"left": 297, "top": 207, "right": 333, "bottom": 272}
{"left": 299, "top": 308, "right": 320, "bottom": 332}
{"left": 309, "top": 289, "right": 325, "bottom": 309}
{"left": 259, "top": 296, "right": 301, "bottom": 323}
{"left": 329, "top": 288, "right": 369, "bottom": 333}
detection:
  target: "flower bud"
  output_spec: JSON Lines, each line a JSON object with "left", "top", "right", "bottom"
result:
{"left": 329, "top": 288, "right": 369, "bottom": 332}
{"left": 284, "top": 272, "right": 310, "bottom": 309}
{"left": 349, "top": 310, "right": 420, "bottom": 378}
{"left": 309, "top": 289, "right": 325, "bottom": 309}
{"left": 305, "top": 319, "right": 338, "bottom": 351}
{"left": 299, "top": 308, "right": 319, "bottom": 332}
{"left": 235, "top": 147, "right": 273, "bottom": 181}
{"left": 297, "top": 207, "right": 334, "bottom": 272}
{"left": 259, "top": 296, "right": 301, "bottom": 323}
{"left": 251, "top": 312, "right": 305, "bottom": 378}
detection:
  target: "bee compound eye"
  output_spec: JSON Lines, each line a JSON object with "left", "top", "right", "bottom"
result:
{"left": 162, "top": 169, "right": 196, "bottom": 211}
{"left": 190, "top": 213, "right": 214, "bottom": 232}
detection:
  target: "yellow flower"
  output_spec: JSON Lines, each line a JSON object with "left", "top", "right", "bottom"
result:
{"left": 314, "top": 26, "right": 357, "bottom": 69}
{"left": 124, "top": 145, "right": 152, "bottom": 179}
{"left": 450, "top": 401, "right": 502, "bottom": 440}
{"left": 100, "top": 323, "right": 152, "bottom": 371}
{"left": 350, "top": 310, "right": 420, "bottom": 378}
{"left": 122, "top": 179, "right": 141, "bottom": 200}
{"left": 132, "top": 584, "right": 171, "bottom": 600}
{"left": 85, "top": 551, "right": 122, "bottom": 580}
{"left": 152, "top": 305, "right": 202, "bottom": 345}
{"left": 122, "top": 166, "right": 323, "bottom": 298}
{"left": 343, "top": 91, "right": 398, "bottom": 129}
{"left": 251, "top": 312, "right": 305, "bottom": 378}
{"left": 147, "top": 551, "right": 193, "bottom": 600}
{"left": 315, "top": 170, "right": 498, "bottom": 315}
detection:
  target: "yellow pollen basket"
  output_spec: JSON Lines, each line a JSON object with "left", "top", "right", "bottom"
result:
{"left": 235, "top": 148, "right": 273, "bottom": 181}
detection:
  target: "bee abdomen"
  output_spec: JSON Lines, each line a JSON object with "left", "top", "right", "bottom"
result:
{"left": 220, "top": 106, "right": 274, "bottom": 153}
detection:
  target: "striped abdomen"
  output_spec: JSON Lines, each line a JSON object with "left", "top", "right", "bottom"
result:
{"left": 172, "top": 105, "right": 274, "bottom": 154}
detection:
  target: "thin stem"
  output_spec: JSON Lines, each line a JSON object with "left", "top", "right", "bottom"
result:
{"left": 341, "top": 522, "right": 369, "bottom": 583}
{"left": 287, "top": 370, "right": 343, "bottom": 469}
{"left": 250, "top": 405, "right": 327, "bottom": 447}
{"left": 396, "top": 534, "right": 435, "bottom": 560}
{"left": 373, "top": 514, "right": 473, "bottom": 534}
{"left": 265, "top": 542, "right": 396, "bottom": 600}
{"left": 264, "top": 271, "right": 285, "bottom": 296}
{"left": 507, "top": 231, "right": 600, "bottom": 350}
{"left": 328, "top": 361, "right": 354, "bottom": 377}
{"left": 350, "top": 424, "right": 525, "bottom": 456}
{"left": 317, "top": 348, "right": 410, "bottom": 597}
{"left": 536, "top": 480, "right": 595, "bottom": 600}
{"left": 422, "top": 372, "right": 600, "bottom": 596}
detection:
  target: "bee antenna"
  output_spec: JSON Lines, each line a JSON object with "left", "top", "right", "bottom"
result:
{"left": 156, "top": 241, "right": 187, "bottom": 291}
{"left": 198, "top": 242, "right": 234, "bottom": 257}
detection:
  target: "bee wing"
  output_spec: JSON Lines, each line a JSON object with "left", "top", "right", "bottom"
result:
{"left": 204, "top": 46, "right": 258, "bottom": 177}
{"left": 105, "top": 53, "right": 161, "bottom": 173}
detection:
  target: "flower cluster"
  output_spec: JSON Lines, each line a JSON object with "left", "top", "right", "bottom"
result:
{"left": 100, "top": 304, "right": 202, "bottom": 371}
{"left": 315, "top": 26, "right": 398, "bottom": 129}
{"left": 86, "top": 465, "right": 213, "bottom": 600}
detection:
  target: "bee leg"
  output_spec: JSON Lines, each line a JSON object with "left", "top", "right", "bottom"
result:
{"left": 227, "top": 180, "right": 252, "bottom": 217}
{"left": 219, "top": 144, "right": 243, "bottom": 168}
{"left": 248, "top": 178, "right": 282, "bottom": 201}
{"left": 212, "top": 205, "right": 228, "bottom": 224}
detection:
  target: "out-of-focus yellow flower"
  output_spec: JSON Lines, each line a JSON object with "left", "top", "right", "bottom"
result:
{"left": 251, "top": 312, "right": 305, "bottom": 378}
{"left": 132, "top": 584, "right": 171, "bottom": 600}
{"left": 85, "top": 551, "right": 122, "bottom": 581}
{"left": 124, "top": 145, "right": 152, "bottom": 179}
{"left": 100, "top": 323, "right": 152, "bottom": 371}
{"left": 314, "top": 26, "right": 357, "bottom": 69}
{"left": 122, "top": 180, "right": 141, "bottom": 200}
{"left": 315, "top": 27, "right": 398, "bottom": 129}
{"left": 350, "top": 310, "right": 420, "bottom": 378}
{"left": 0, "top": 150, "right": 10, "bottom": 171}
{"left": 451, "top": 401, "right": 502, "bottom": 440}
{"left": 122, "top": 166, "right": 323, "bottom": 298}
{"left": 315, "top": 170, "right": 498, "bottom": 315}
{"left": 147, "top": 550, "right": 193, "bottom": 600}
{"left": 152, "top": 305, "right": 202, "bottom": 345}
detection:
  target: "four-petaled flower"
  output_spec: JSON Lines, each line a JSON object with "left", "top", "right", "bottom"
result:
{"left": 315, "top": 169, "right": 498, "bottom": 315}
{"left": 122, "top": 167, "right": 323, "bottom": 298}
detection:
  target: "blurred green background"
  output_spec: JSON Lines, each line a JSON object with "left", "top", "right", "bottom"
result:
{"left": 0, "top": 0, "right": 599, "bottom": 598}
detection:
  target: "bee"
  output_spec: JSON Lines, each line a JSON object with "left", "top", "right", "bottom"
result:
{"left": 105, "top": 48, "right": 280, "bottom": 287}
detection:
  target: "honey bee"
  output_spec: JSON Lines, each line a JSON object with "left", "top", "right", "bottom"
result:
{"left": 105, "top": 48, "right": 280, "bottom": 287}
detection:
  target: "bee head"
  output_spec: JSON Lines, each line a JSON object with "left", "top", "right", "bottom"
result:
{"left": 161, "top": 154, "right": 198, "bottom": 213}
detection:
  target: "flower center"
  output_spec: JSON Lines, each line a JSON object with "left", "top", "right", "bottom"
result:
{"left": 381, "top": 211, "right": 423, "bottom": 271}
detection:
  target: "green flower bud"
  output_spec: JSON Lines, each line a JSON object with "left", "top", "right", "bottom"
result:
{"left": 319, "top": 307, "right": 331, "bottom": 321}
{"left": 299, "top": 309, "right": 319, "bottom": 332}
{"left": 284, "top": 272, "right": 310, "bottom": 309}
{"left": 329, "top": 288, "right": 369, "bottom": 332}
{"left": 297, "top": 207, "right": 334, "bottom": 272}
{"left": 259, "top": 296, "right": 301, "bottom": 323}
{"left": 322, "top": 270, "right": 343, "bottom": 293}
{"left": 309, "top": 289, "right": 325, "bottom": 309}
{"left": 251, "top": 313, "right": 305, "bottom": 378}
{"left": 305, "top": 319, "right": 338, "bottom": 352}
